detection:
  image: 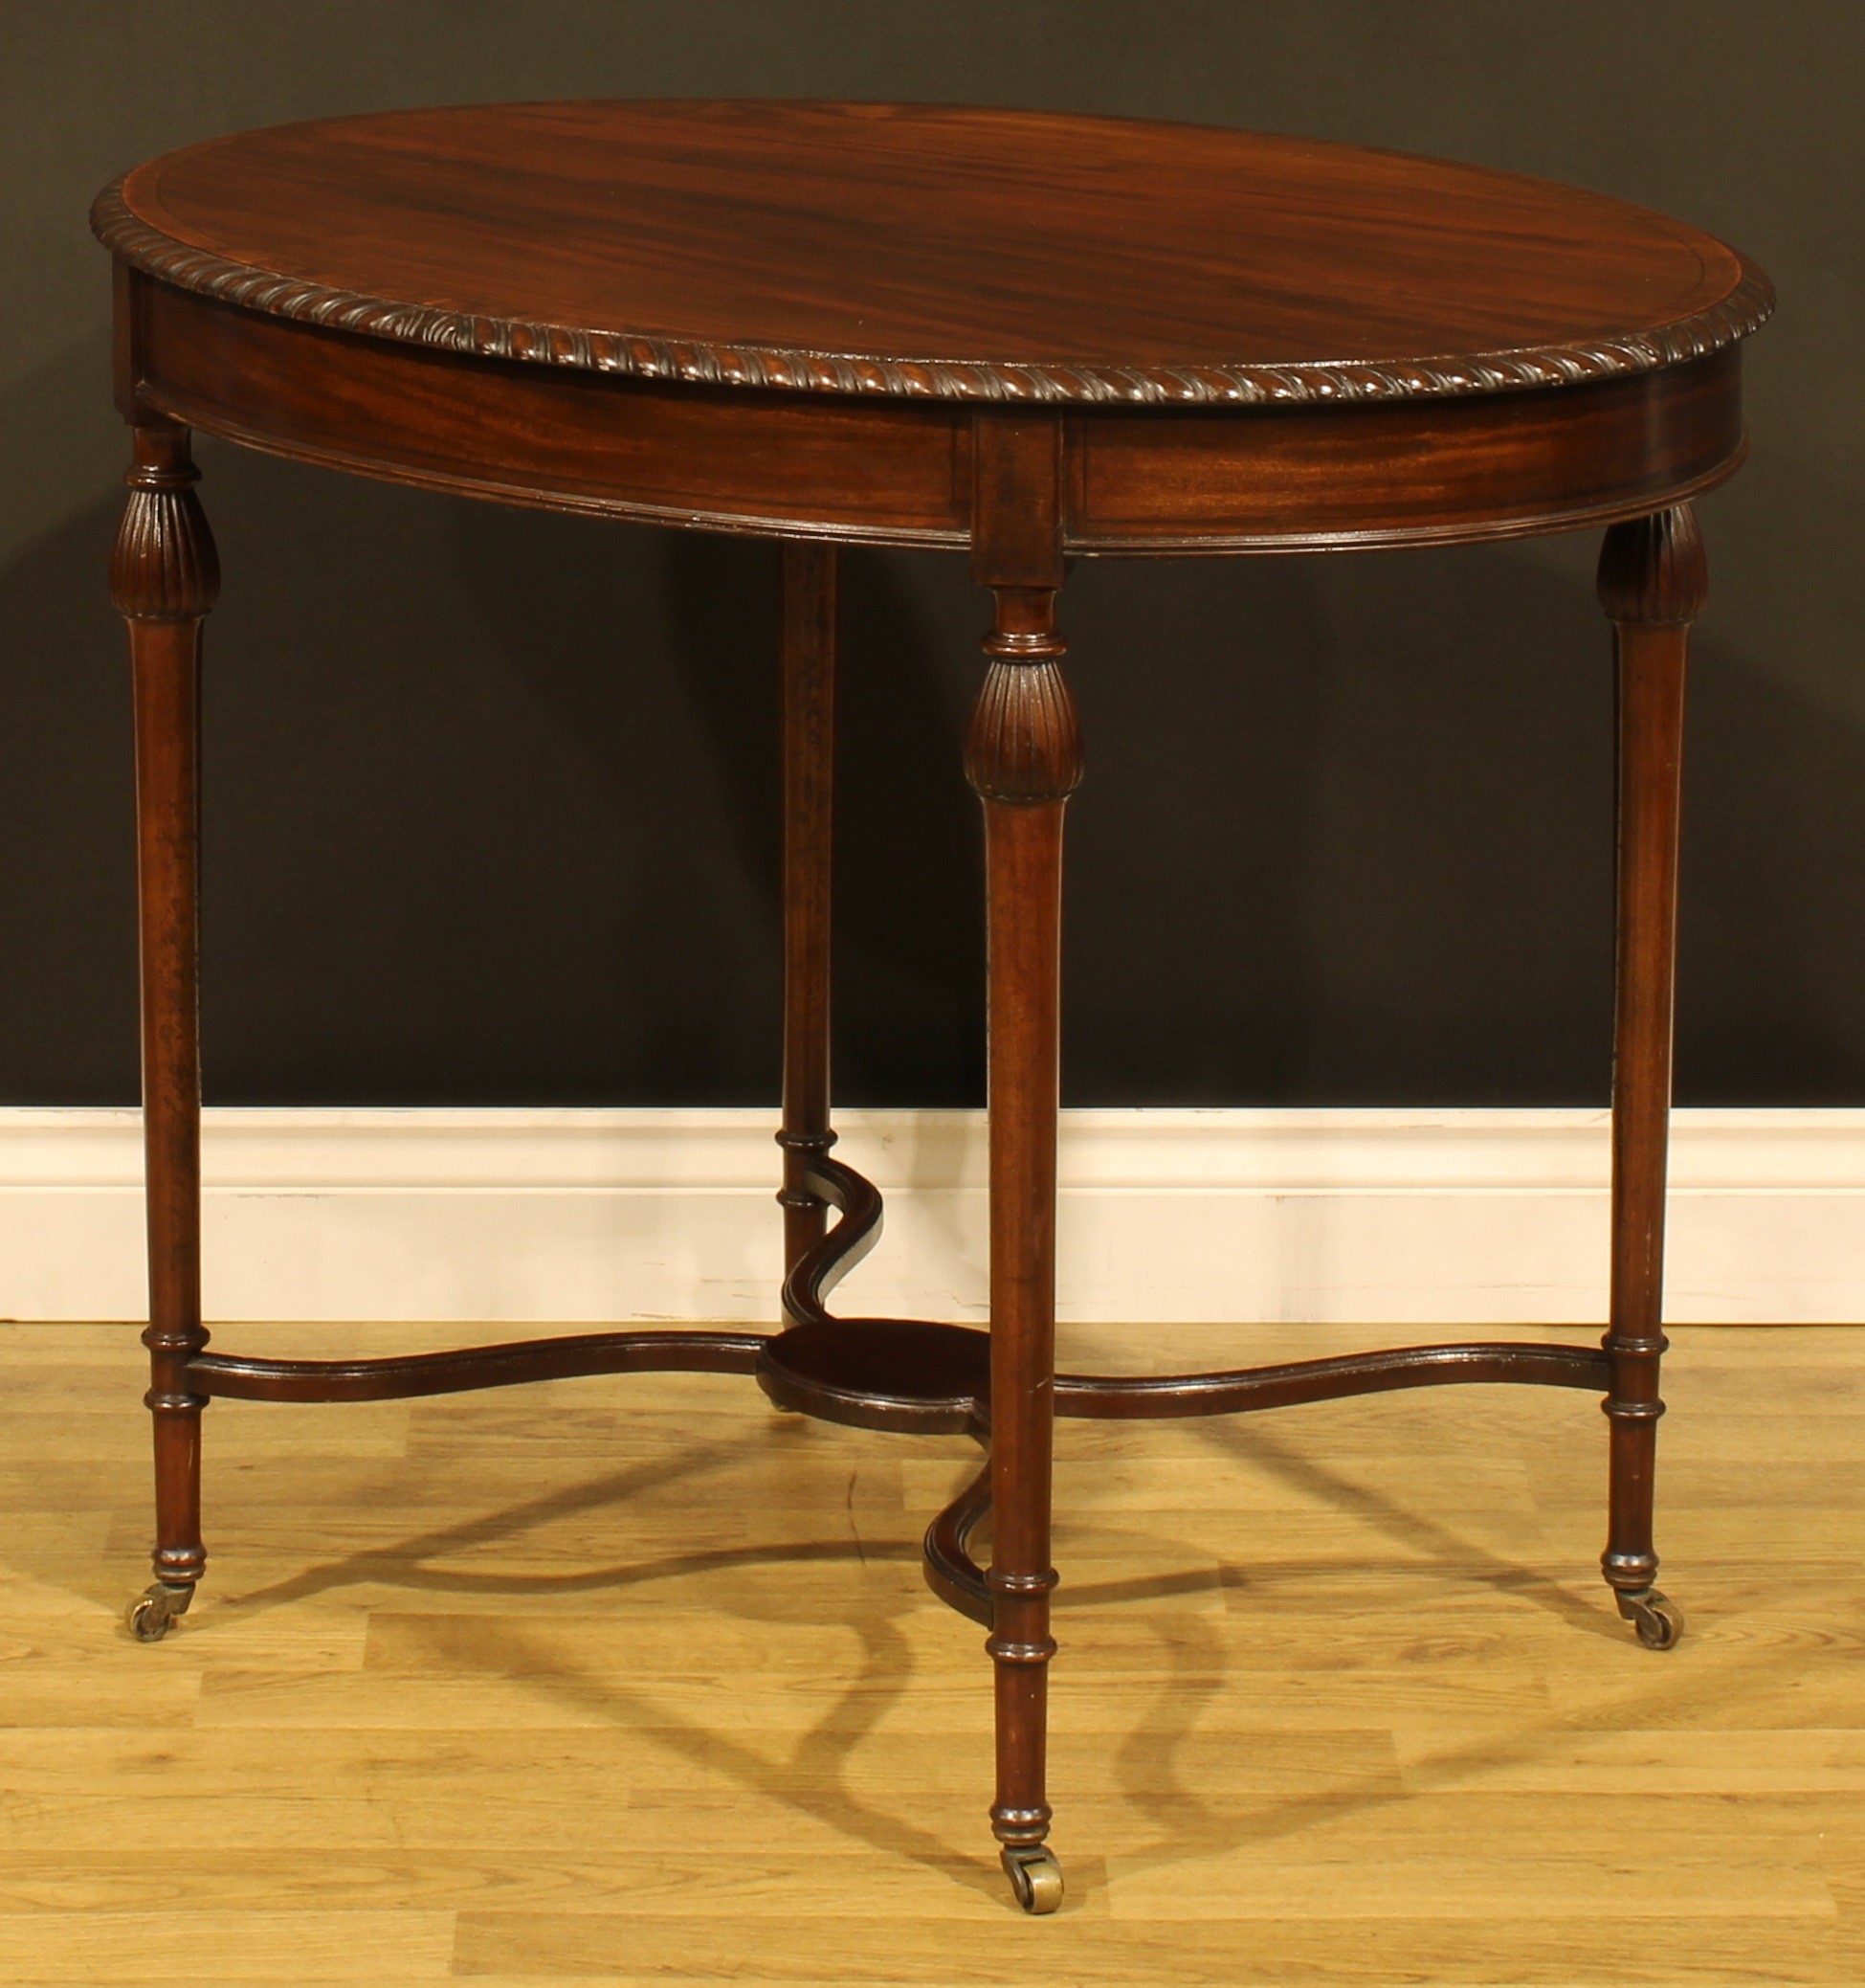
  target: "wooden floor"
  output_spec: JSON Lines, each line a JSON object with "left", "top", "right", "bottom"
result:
{"left": 3, "top": 1319, "right": 1863, "bottom": 1984}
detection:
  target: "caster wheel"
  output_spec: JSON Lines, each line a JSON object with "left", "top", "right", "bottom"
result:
{"left": 125, "top": 1582, "right": 191, "bottom": 1643}
{"left": 1001, "top": 1844, "right": 1063, "bottom": 1914}
{"left": 126, "top": 1594, "right": 170, "bottom": 1642}
{"left": 1616, "top": 1587, "right": 1683, "bottom": 1650}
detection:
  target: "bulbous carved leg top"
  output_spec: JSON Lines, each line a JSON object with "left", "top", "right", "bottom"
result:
{"left": 965, "top": 587, "right": 1083, "bottom": 808}
{"left": 112, "top": 424, "right": 219, "bottom": 625}
{"left": 1597, "top": 503, "right": 1706, "bottom": 629}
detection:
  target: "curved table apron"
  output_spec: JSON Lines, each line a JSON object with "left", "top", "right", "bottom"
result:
{"left": 97, "top": 101, "right": 1771, "bottom": 1914}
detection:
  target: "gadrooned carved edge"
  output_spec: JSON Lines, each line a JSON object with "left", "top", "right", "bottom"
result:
{"left": 94, "top": 179, "right": 1777, "bottom": 409}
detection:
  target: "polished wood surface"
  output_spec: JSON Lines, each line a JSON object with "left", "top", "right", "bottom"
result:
{"left": 99, "top": 103, "right": 1770, "bottom": 555}
{"left": 3, "top": 1319, "right": 1861, "bottom": 1980}
{"left": 111, "top": 420, "right": 216, "bottom": 1639}
{"left": 966, "top": 419, "right": 1081, "bottom": 1871}
{"left": 1597, "top": 506, "right": 1706, "bottom": 1652}
{"left": 776, "top": 545, "right": 837, "bottom": 1275}
{"left": 122, "top": 279, "right": 1749, "bottom": 553}
{"left": 98, "top": 101, "right": 1774, "bottom": 1910}
{"left": 98, "top": 102, "right": 1767, "bottom": 405}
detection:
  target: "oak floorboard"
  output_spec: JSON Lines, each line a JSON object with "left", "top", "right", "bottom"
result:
{"left": 449, "top": 1912, "right": 1853, "bottom": 1986}
{"left": 0, "top": 1908, "right": 454, "bottom": 1980}
{"left": 1, "top": 1320, "right": 1861, "bottom": 1982}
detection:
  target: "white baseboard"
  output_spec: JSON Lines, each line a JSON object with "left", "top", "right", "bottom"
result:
{"left": 1, "top": 1106, "right": 1862, "bottom": 1327}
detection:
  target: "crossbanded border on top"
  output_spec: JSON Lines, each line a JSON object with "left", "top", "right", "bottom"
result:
{"left": 94, "top": 180, "right": 1776, "bottom": 412}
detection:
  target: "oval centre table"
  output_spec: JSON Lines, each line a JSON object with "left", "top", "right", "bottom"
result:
{"left": 94, "top": 101, "right": 1773, "bottom": 1914}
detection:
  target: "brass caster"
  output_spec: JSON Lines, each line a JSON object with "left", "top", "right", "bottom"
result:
{"left": 125, "top": 1582, "right": 192, "bottom": 1643}
{"left": 1001, "top": 1844, "right": 1063, "bottom": 1914}
{"left": 1616, "top": 1586, "right": 1683, "bottom": 1650}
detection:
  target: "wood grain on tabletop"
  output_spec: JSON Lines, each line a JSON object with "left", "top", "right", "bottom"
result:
{"left": 100, "top": 101, "right": 1766, "bottom": 401}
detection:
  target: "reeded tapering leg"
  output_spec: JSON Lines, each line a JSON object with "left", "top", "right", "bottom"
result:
{"left": 966, "top": 580, "right": 1081, "bottom": 1915}
{"left": 964, "top": 413, "right": 1076, "bottom": 1912}
{"left": 1597, "top": 503, "right": 1703, "bottom": 1651}
{"left": 113, "top": 421, "right": 218, "bottom": 1642}
{"left": 776, "top": 543, "right": 838, "bottom": 1279}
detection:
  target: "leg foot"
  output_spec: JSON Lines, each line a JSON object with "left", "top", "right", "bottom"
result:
{"left": 1001, "top": 1843, "right": 1063, "bottom": 1914}
{"left": 1615, "top": 1585, "right": 1683, "bottom": 1650}
{"left": 125, "top": 1580, "right": 193, "bottom": 1643}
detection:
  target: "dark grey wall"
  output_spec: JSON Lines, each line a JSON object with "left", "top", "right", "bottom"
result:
{"left": 5, "top": 4, "right": 1860, "bottom": 1107}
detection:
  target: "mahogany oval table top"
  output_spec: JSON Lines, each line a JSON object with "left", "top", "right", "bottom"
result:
{"left": 96, "top": 99, "right": 1771, "bottom": 409}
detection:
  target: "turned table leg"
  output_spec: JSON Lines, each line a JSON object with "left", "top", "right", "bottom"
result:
{"left": 112, "top": 421, "right": 218, "bottom": 1643}
{"left": 966, "top": 578, "right": 1081, "bottom": 1914}
{"left": 776, "top": 543, "right": 838, "bottom": 1276}
{"left": 1597, "top": 503, "right": 1704, "bottom": 1652}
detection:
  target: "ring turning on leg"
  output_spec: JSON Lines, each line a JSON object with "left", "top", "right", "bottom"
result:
{"left": 967, "top": 411, "right": 1080, "bottom": 1909}
{"left": 969, "top": 581, "right": 1077, "bottom": 1900}
{"left": 114, "top": 421, "right": 218, "bottom": 1636}
{"left": 1597, "top": 504, "right": 1703, "bottom": 1649}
